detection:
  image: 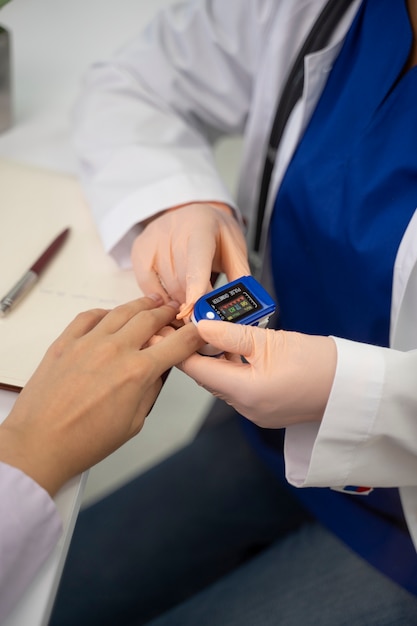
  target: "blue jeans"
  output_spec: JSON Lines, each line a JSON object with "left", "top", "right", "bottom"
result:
{"left": 50, "top": 403, "right": 417, "bottom": 626}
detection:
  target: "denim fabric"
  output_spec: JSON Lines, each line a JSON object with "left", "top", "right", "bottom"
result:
{"left": 49, "top": 405, "right": 417, "bottom": 626}
{"left": 148, "top": 524, "right": 417, "bottom": 626}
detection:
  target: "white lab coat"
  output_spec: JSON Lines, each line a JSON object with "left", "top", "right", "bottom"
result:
{"left": 0, "top": 463, "right": 61, "bottom": 622}
{"left": 71, "top": 0, "right": 417, "bottom": 550}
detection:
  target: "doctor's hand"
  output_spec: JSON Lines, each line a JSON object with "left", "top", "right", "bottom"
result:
{"left": 0, "top": 296, "right": 203, "bottom": 496}
{"left": 131, "top": 202, "right": 250, "bottom": 320}
{"left": 180, "top": 321, "right": 337, "bottom": 429}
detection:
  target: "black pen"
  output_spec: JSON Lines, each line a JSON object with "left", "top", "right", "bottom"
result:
{"left": 0, "top": 227, "right": 70, "bottom": 316}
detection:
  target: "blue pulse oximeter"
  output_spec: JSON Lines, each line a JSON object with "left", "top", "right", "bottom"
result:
{"left": 191, "top": 275, "right": 276, "bottom": 355}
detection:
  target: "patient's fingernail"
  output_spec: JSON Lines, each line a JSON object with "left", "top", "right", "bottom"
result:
{"left": 168, "top": 300, "right": 180, "bottom": 309}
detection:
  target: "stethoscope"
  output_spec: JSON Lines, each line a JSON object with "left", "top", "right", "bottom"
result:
{"left": 252, "top": 0, "right": 357, "bottom": 254}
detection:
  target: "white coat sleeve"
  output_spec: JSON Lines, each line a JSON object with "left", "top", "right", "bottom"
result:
{"left": 284, "top": 337, "right": 417, "bottom": 489}
{"left": 0, "top": 463, "right": 62, "bottom": 623}
{"left": 72, "top": 0, "right": 276, "bottom": 267}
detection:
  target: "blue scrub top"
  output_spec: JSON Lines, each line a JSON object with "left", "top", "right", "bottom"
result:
{"left": 245, "top": 0, "right": 417, "bottom": 594}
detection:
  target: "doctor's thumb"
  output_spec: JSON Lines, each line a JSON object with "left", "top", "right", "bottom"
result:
{"left": 196, "top": 320, "right": 255, "bottom": 357}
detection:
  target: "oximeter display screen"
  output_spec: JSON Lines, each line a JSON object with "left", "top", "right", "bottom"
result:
{"left": 206, "top": 282, "right": 260, "bottom": 322}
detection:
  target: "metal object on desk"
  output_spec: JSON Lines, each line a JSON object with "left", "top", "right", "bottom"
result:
{"left": 0, "top": 227, "right": 70, "bottom": 316}
{"left": 0, "top": 25, "right": 11, "bottom": 133}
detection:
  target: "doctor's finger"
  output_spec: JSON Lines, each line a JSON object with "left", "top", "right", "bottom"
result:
{"left": 196, "top": 320, "right": 260, "bottom": 358}
{"left": 131, "top": 240, "right": 169, "bottom": 301}
{"left": 179, "top": 350, "right": 248, "bottom": 399}
{"left": 135, "top": 267, "right": 170, "bottom": 302}
{"left": 179, "top": 234, "right": 218, "bottom": 316}
{"left": 220, "top": 226, "right": 251, "bottom": 281}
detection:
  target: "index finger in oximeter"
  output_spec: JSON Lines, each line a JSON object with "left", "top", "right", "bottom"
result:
{"left": 191, "top": 276, "right": 276, "bottom": 356}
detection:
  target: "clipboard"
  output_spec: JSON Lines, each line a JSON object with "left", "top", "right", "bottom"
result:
{"left": 0, "top": 159, "right": 140, "bottom": 390}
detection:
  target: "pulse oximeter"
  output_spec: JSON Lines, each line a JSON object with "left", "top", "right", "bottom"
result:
{"left": 191, "top": 275, "right": 276, "bottom": 355}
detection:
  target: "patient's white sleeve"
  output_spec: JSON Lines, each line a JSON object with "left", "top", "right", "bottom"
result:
{"left": 0, "top": 462, "right": 62, "bottom": 622}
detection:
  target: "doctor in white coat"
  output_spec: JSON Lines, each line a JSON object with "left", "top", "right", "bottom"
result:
{"left": 51, "top": 0, "right": 417, "bottom": 624}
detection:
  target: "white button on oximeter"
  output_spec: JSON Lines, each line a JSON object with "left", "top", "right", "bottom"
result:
{"left": 191, "top": 275, "right": 276, "bottom": 356}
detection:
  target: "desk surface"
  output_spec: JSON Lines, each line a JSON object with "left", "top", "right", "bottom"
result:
{"left": 0, "top": 1, "right": 175, "bottom": 624}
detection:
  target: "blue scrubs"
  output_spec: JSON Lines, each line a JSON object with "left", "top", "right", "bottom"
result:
{"left": 245, "top": 0, "right": 417, "bottom": 594}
